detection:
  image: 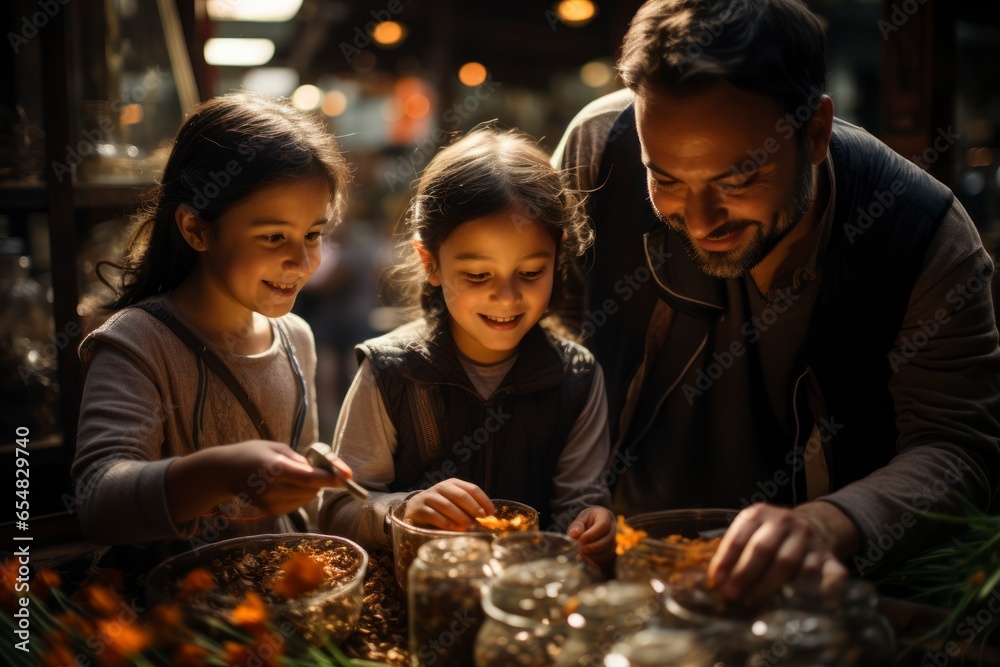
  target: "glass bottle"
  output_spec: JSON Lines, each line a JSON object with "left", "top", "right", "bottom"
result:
{"left": 408, "top": 536, "right": 492, "bottom": 667}
{"left": 554, "top": 581, "right": 661, "bottom": 667}
{"left": 604, "top": 627, "right": 714, "bottom": 667}
{"left": 475, "top": 558, "right": 590, "bottom": 667}
{"left": 745, "top": 609, "right": 847, "bottom": 666}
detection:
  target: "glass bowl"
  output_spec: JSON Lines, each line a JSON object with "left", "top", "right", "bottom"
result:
{"left": 389, "top": 498, "right": 538, "bottom": 591}
{"left": 145, "top": 533, "right": 368, "bottom": 645}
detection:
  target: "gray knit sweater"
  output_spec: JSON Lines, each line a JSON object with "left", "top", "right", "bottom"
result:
{"left": 72, "top": 293, "right": 319, "bottom": 547}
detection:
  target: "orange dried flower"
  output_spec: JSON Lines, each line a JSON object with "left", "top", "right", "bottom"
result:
{"left": 56, "top": 610, "right": 96, "bottom": 638}
{"left": 94, "top": 619, "right": 151, "bottom": 667}
{"left": 230, "top": 591, "right": 269, "bottom": 628}
{"left": 78, "top": 584, "right": 124, "bottom": 618}
{"left": 147, "top": 602, "right": 187, "bottom": 645}
{"left": 969, "top": 570, "right": 987, "bottom": 588}
{"left": 86, "top": 568, "right": 125, "bottom": 592}
{"left": 223, "top": 641, "right": 255, "bottom": 667}
{"left": 176, "top": 567, "right": 216, "bottom": 602}
{"left": 42, "top": 642, "right": 78, "bottom": 667}
{"left": 270, "top": 553, "right": 325, "bottom": 598}
{"left": 0, "top": 559, "right": 23, "bottom": 614}
{"left": 615, "top": 515, "right": 649, "bottom": 556}
{"left": 32, "top": 568, "right": 62, "bottom": 600}
{"left": 173, "top": 643, "right": 209, "bottom": 667}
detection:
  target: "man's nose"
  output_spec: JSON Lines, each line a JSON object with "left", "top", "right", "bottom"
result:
{"left": 683, "top": 188, "right": 727, "bottom": 239}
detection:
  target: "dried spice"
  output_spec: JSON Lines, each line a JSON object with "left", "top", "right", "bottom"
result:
{"left": 342, "top": 549, "right": 409, "bottom": 666}
{"left": 614, "top": 515, "right": 649, "bottom": 556}
{"left": 169, "top": 537, "right": 366, "bottom": 646}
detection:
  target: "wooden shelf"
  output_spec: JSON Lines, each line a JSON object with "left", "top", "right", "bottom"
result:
{"left": 0, "top": 181, "right": 154, "bottom": 213}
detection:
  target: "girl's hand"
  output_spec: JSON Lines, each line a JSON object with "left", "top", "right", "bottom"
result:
{"left": 404, "top": 479, "right": 495, "bottom": 531}
{"left": 221, "top": 440, "right": 344, "bottom": 516}
{"left": 567, "top": 506, "right": 616, "bottom": 568}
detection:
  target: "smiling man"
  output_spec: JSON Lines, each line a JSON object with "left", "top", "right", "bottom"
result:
{"left": 555, "top": 0, "right": 1000, "bottom": 602}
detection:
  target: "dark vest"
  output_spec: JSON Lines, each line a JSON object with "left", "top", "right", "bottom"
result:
{"left": 590, "top": 105, "right": 953, "bottom": 510}
{"left": 356, "top": 316, "right": 596, "bottom": 526}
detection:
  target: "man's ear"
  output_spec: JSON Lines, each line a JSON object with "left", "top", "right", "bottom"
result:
{"left": 175, "top": 204, "right": 210, "bottom": 252}
{"left": 806, "top": 94, "right": 835, "bottom": 166}
{"left": 412, "top": 240, "right": 442, "bottom": 286}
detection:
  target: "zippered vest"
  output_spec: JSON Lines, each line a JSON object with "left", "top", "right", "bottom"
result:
{"left": 356, "top": 316, "right": 597, "bottom": 527}
{"left": 589, "top": 105, "right": 952, "bottom": 509}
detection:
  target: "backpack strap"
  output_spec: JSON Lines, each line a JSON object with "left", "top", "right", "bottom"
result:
{"left": 132, "top": 301, "right": 274, "bottom": 442}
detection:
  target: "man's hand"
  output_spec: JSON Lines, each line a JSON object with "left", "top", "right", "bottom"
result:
{"left": 567, "top": 506, "right": 616, "bottom": 568}
{"left": 707, "top": 502, "right": 858, "bottom": 606}
{"left": 404, "top": 479, "right": 495, "bottom": 531}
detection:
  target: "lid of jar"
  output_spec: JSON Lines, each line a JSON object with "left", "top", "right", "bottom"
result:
{"left": 750, "top": 609, "right": 847, "bottom": 650}
{"left": 486, "top": 559, "right": 589, "bottom": 619}
{"left": 416, "top": 536, "right": 492, "bottom": 569}
{"left": 606, "top": 628, "right": 711, "bottom": 666}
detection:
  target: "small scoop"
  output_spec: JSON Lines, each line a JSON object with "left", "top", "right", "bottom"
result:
{"left": 306, "top": 442, "right": 369, "bottom": 501}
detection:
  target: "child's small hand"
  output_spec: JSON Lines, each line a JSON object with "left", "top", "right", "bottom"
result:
{"left": 404, "top": 479, "right": 495, "bottom": 531}
{"left": 222, "top": 440, "right": 342, "bottom": 516}
{"left": 567, "top": 506, "right": 617, "bottom": 568}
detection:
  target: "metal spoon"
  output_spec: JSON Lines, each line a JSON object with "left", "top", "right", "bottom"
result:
{"left": 306, "top": 442, "right": 370, "bottom": 501}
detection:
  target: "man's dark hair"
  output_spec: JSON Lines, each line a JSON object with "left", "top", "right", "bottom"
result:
{"left": 619, "top": 0, "right": 827, "bottom": 124}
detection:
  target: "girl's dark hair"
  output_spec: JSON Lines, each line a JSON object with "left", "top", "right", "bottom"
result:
{"left": 394, "top": 126, "right": 592, "bottom": 317}
{"left": 102, "top": 93, "right": 349, "bottom": 309}
{"left": 618, "top": 0, "right": 827, "bottom": 136}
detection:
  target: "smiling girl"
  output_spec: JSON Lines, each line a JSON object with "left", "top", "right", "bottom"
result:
{"left": 320, "top": 127, "right": 616, "bottom": 567}
{"left": 73, "top": 94, "right": 355, "bottom": 551}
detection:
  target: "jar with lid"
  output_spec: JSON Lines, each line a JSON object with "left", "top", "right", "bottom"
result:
{"left": 604, "top": 627, "right": 715, "bottom": 667}
{"left": 475, "top": 558, "right": 590, "bottom": 667}
{"left": 554, "top": 581, "right": 661, "bottom": 667}
{"left": 775, "top": 579, "right": 895, "bottom": 666}
{"left": 408, "top": 536, "right": 493, "bottom": 667}
{"left": 745, "top": 609, "right": 847, "bottom": 666}
{"left": 490, "top": 531, "right": 583, "bottom": 574}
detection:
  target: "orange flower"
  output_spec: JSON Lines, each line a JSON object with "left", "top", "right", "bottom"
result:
{"left": 270, "top": 553, "right": 325, "bottom": 598}
{"left": 223, "top": 637, "right": 282, "bottom": 667}
{"left": 94, "top": 619, "right": 152, "bottom": 667}
{"left": 969, "top": 570, "right": 987, "bottom": 588}
{"left": 76, "top": 584, "right": 124, "bottom": 617}
{"left": 86, "top": 568, "right": 125, "bottom": 592}
{"left": 614, "top": 515, "right": 649, "bottom": 556}
{"left": 42, "top": 642, "right": 78, "bottom": 667}
{"left": 230, "top": 591, "right": 269, "bottom": 629}
{"left": 32, "top": 568, "right": 62, "bottom": 600}
{"left": 177, "top": 567, "right": 216, "bottom": 602}
{"left": 55, "top": 611, "right": 95, "bottom": 638}
{"left": 1, "top": 559, "right": 25, "bottom": 614}
{"left": 223, "top": 641, "right": 254, "bottom": 667}
{"left": 147, "top": 602, "right": 187, "bottom": 645}
{"left": 173, "top": 643, "right": 209, "bottom": 667}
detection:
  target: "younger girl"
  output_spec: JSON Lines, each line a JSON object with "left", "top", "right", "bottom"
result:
{"left": 73, "top": 94, "right": 354, "bottom": 551}
{"left": 321, "top": 128, "right": 616, "bottom": 566}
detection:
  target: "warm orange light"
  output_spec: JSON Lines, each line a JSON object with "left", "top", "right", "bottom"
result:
{"left": 458, "top": 61, "right": 487, "bottom": 87}
{"left": 322, "top": 90, "right": 348, "bottom": 117}
{"left": 119, "top": 104, "right": 144, "bottom": 126}
{"left": 372, "top": 21, "right": 405, "bottom": 47}
{"left": 403, "top": 94, "right": 431, "bottom": 119}
{"left": 556, "top": 0, "right": 596, "bottom": 26}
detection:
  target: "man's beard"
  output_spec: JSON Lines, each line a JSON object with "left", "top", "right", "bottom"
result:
{"left": 654, "top": 155, "right": 815, "bottom": 280}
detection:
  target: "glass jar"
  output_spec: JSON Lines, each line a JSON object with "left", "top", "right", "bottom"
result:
{"left": 408, "top": 536, "right": 493, "bottom": 667}
{"left": 746, "top": 609, "right": 847, "bottom": 666}
{"left": 475, "top": 559, "right": 590, "bottom": 667}
{"left": 775, "top": 579, "right": 895, "bottom": 666}
{"left": 554, "top": 581, "right": 661, "bottom": 667}
{"left": 490, "top": 531, "right": 582, "bottom": 574}
{"left": 604, "top": 627, "right": 714, "bottom": 666}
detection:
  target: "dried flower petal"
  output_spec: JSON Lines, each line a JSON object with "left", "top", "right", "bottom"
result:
{"left": 270, "top": 553, "right": 325, "bottom": 598}
{"left": 148, "top": 602, "right": 187, "bottom": 644}
{"left": 177, "top": 567, "right": 216, "bottom": 602}
{"left": 32, "top": 568, "right": 61, "bottom": 600}
{"left": 42, "top": 643, "right": 78, "bottom": 667}
{"left": 615, "top": 515, "right": 649, "bottom": 556}
{"left": 173, "top": 643, "right": 209, "bottom": 667}
{"left": 78, "top": 584, "right": 124, "bottom": 618}
{"left": 230, "top": 591, "right": 268, "bottom": 628}
{"left": 94, "top": 619, "right": 151, "bottom": 667}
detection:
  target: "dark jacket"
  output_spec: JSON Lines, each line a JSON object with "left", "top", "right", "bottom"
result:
{"left": 588, "top": 106, "right": 953, "bottom": 512}
{"left": 355, "top": 316, "right": 596, "bottom": 525}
